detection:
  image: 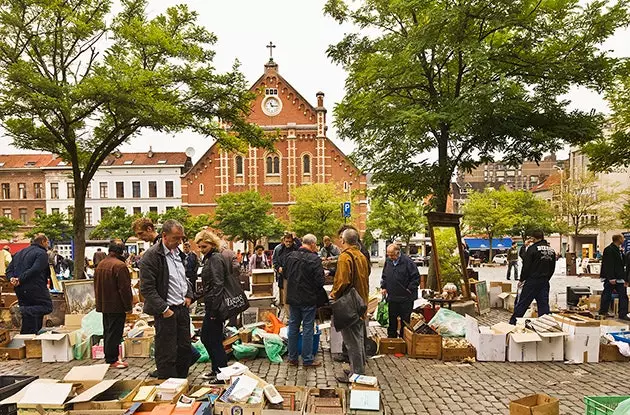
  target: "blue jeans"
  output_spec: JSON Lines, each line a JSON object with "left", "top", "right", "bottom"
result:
{"left": 288, "top": 305, "right": 317, "bottom": 364}
{"left": 507, "top": 261, "right": 519, "bottom": 280}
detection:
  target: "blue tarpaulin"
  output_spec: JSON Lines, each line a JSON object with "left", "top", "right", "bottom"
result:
{"left": 464, "top": 238, "right": 513, "bottom": 250}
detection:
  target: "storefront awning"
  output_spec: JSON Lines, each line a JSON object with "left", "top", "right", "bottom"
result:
{"left": 464, "top": 237, "right": 513, "bottom": 250}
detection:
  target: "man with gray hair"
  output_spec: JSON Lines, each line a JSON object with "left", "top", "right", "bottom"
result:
{"left": 331, "top": 228, "right": 370, "bottom": 380}
{"left": 284, "top": 234, "right": 325, "bottom": 367}
{"left": 381, "top": 243, "right": 419, "bottom": 338}
{"left": 140, "top": 219, "right": 193, "bottom": 378}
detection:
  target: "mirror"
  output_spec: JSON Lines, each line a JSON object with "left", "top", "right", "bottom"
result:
{"left": 427, "top": 213, "right": 470, "bottom": 299}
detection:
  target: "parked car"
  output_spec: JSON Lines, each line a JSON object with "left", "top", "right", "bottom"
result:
{"left": 410, "top": 254, "right": 423, "bottom": 266}
{"left": 492, "top": 253, "right": 508, "bottom": 265}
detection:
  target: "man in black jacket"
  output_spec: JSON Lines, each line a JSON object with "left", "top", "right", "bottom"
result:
{"left": 599, "top": 234, "right": 629, "bottom": 320}
{"left": 284, "top": 234, "right": 324, "bottom": 367}
{"left": 139, "top": 219, "right": 193, "bottom": 378}
{"left": 509, "top": 230, "right": 556, "bottom": 324}
{"left": 6, "top": 234, "right": 53, "bottom": 334}
{"left": 381, "top": 244, "right": 419, "bottom": 338}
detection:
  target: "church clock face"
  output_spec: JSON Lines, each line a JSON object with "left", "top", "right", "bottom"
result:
{"left": 262, "top": 96, "right": 282, "bottom": 116}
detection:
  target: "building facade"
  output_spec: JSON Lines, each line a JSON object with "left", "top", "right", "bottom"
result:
{"left": 181, "top": 59, "right": 368, "bottom": 235}
{"left": 44, "top": 150, "right": 191, "bottom": 226}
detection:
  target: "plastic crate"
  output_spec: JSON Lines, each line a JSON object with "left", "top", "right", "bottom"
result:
{"left": 584, "top": 396, "right": 630, "bottom": 415}
{"left": 296, "top": 328, "right": 321, "bottom": 356}
{"left": 609, "top": 332, "right": 630, "bottom": 344}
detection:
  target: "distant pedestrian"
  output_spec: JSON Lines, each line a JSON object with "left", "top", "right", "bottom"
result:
{"left": 93, "top": 248, "right": 107, "bottom": 267}
{"left": 598, "top": 234, "right": 629, "bottom": 320}
{"left": 6, "top": 234, "right": 53, "bottom": 334}
{"left": 506, "top": 242, "right": 519, "bottom": 280}
{"left": 0, "top": 245, "right": 11, "bottom": 278}
{"left": 242, "top": 250, "right": 250, "bottom": 270}
{"left": 509, "top": 230, "right": 556, "bottom": 324}
{"left": 94, "top": 239, "right": 133, "bottom": 369}
{"left": 285, "top": 234, "right": 324, "bottom": 367}
{"left": 183, "top": 242, "right": 199, "bottom": 295}
{"left": 381, "top": 244, "right": 419, "bottom": 338}
{"left": 250, "top": 245, "right": 270, "bottom": 271}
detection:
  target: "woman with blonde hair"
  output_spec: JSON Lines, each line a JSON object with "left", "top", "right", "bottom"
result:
{"left": 194, "top": 229, "right": 229, "bottom": 382}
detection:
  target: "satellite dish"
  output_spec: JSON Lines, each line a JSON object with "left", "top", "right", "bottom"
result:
{"left": 185, "top": 147, "right": 195, "bottom": 158}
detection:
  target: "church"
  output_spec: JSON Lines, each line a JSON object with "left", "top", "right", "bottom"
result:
{"left": 181, "top": 50, "right": 368, "bottom": 239}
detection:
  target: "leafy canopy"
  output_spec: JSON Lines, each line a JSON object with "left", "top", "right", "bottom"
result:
{"left": 89, "top": 206, "right": 136, "bottom": 242}
{"left": 0, "top": 216, "right": 22, "bottom": 241}
{"left": 215, "top": 191, "right": 284, "bottom": 246}
{"left": 289, "top": 183, "right": 349, "bottom": 242}
{"left": 367, "top": 195, "right": 425, "bottom": 252}
{"left": 506, "top": 190, "right": 556, "bottom": 240}
{"left": 26, "top": 210, "right": 73, "bottom": 244}
{"left": 325, "top": 0, "right": 627, "bottom": 212}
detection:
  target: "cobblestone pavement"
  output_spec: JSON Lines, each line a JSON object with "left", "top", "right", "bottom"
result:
{"left": 1, "top": 309, "right": 628, "bottom": 414}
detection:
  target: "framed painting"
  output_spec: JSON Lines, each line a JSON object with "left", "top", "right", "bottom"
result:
{"left": 63, "top": 280, "right": 96, "bottom": 315}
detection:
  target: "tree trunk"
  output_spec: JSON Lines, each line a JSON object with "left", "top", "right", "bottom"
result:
{"left": 573, "top": 222, "right": 580, "bottom": 254}
{"left": 488, "top": 231, "right": 494, "bottom": 263}
{"left": 405, "top": 237, "right": 411, "bottom": 254}
{"left": 72, "top": 177, "right": 86, "bottom": 280}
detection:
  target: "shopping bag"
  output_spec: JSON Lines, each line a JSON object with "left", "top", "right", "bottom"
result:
{"left": 376, "top": 300, "right": 389, "bottom": 327}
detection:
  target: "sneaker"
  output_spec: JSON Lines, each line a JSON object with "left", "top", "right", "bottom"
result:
{"left": 110, "top": 361, "right": 128, "bottom": 369}
{"left": 303, "top": 361, "right": 322, "bottom": 368}
{"left": 201, "top": 371, "right": 218, "bottom": 380}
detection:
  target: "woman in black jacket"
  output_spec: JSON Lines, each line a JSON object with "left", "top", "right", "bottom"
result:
{"left": 194, "top": 229, "right": 229, "bottom": 381}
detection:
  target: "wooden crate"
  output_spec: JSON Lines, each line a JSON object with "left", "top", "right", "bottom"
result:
{"left": 251, "top": 283, "right": 274, "bottom": 296}
{"left": 24, "top": 339, "right": 42, "bottom": 359}
{"left": 124, "top": 336, "right": 153, "bottom": 358}
{"left": 377, "top": 337, "right": 406, "bottom": 355}
{"left": 403, "top": 327, "right": 441, "bottom": 359}
{"left": 442, "top": 345, "right": 476, "bottom": 362}
{"left": 251, "top": 269, "right": 275, "bottom": 284}
{"left": 0, "top": 340, "right": 25, "bottom": 360}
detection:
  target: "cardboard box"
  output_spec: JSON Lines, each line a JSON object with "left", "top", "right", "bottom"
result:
{"left": 69, "top": 379, "right": 142, "bottom": 410}
{"left": 213, "top": 394, "right": 264, "bottom": 415}
{"left": 305, "top": 388, "right": 346, "bottom": 415}
{"left": 0, "top": 339, "right": 26, "bottom": 360}
{"left": 588, "top": 295, "right": 601, "bottom": 313}
{"left": 599, "top": 343, "right": 630, "bottom": 362}
{"left": 348, "top": 384, "right": 382, "bottom": 414}
{"left": 535, "top": 333, "right": 565, "bottom": 362}
{"left": 600, "top": 320, "right": 629, "bottom": 335}
{"left": 124, "top": 336, "right": 153, "bottom": 358}
{"left": 441, "top": 344, "right": 476, "bottom": 362}
{"left": 507, "top": 331, "right": 541, "bottom": 362}
{"left": 377, "top": 337, "right": 406, "bottom": 355}
{"left": 64, "top": 314, "right": 86, "bottom": 330}
{"left": 36, "top": 331, "right": 77, "bottom": 362}
{"left": 16, "top": 382, "right": 72, "bottom": 414}
{"left": 499, "top": 293, "right": 517, "bottom": 312}
{"left": 509, "top": 393, "right": 559, "bottom": 415}
{"left": 465, "top": 316, "right": 512, "bottom": 362}
{"left": 62, "top": 364, "right": 110, "bottom": 392}
{"left": 490, "top": 282, "right": 513, "bottom": 308}
{"left": 262, "top": 386, "right": 308, "bottom": 415}
{"left": 403, "top": 327, "right": 441, "bottom": 359}
{"left": 564, "top": 334, "right": 599, "bottom": 363}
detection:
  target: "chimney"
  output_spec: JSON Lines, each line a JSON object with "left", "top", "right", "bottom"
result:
{"left": 316, "top": 91, "right": 325, "bottom": 108}
{"left": 147, "top": 146, "right": 154, "bottom": 158}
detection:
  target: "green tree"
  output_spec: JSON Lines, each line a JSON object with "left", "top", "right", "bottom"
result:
{"left": 324, "top": 0, "right": 626, "bottom": 212}
{"left": 186, "top": 214, "right": 214, "bottom": 240}
{"left": 90, "top": 206, "right": 135, "bottom": 242}
{"left": 215, "top": 191, "right": 284, "bottom": 247}
{"left": 289, "top": 183, "right": 348, "bottom": 242}
{"left": 0, "top": 0, "right": 269, "bottom": 279}
{"left": 462, "top": 188, "right": 515, "bottom": 262}
{"left": 507, "top": 191, "right": 556, "bottom": 241}
{"left": 26, "top": 210, "right": 73, "bottom": 245}
{"left": 620, "top": 197, "right": 630, "bottom": 230}
{"left": 0, "top": 216, "right": 22, "bottom": 241}
{"left": 553, "top": 171, "right": 620, "bottom": 251}
{"left": 367, "top": 196, "right": 425, "bottom": 254}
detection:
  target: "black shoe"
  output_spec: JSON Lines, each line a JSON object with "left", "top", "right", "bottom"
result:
{"left": 618, "top": 316, "right": 630, "bottom": 321}
{"left": 148, "top": 370, "right": 158, "bottom": 378}
{"left": 333, "top": 354, "right": 349, "bottom": 363}
{"left": 335, "top": 375, "right": 350, "bottom": 384}
{"left": 201, "top": 371, "right": 218, "bottom": 381}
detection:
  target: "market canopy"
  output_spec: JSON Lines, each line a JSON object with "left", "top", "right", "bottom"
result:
{"left": 464, "top": 237, "right": 513, "bottom": 250}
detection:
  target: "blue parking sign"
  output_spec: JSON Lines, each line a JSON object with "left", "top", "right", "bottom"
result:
{"left": 342, "top": 202, "right": 351, "bottom": 218}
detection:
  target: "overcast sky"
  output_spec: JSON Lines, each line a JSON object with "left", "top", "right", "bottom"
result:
{"left": 1, "top": 0, "right": 628, "bottom": 163}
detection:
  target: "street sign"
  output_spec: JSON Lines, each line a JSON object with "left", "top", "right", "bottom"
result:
{"left": 342, "top": 202, "right": 351, "bottom": 218}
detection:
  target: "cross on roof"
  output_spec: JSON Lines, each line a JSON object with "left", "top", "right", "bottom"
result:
{"left": 266, "top": 41, "right": 276, "bottom": 61}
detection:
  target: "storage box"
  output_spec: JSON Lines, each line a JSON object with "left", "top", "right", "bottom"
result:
{"left": 262, "top": 386, "right": 308, "bottom": 415}
{"left": 92, "top": 344, "right": 125, "bottom": 360}
{"left": 465, "top": 316, "right": 511, "bottom": 362}
{"left": 490, "top": 282, "right": 512, "bottom": 308}
{"left": 16, "top": 382, "right": 72, "bottom": 415}
{"left": 588, "top": 295, "right": 601, "bottom": 313}
{"left": 69, "top": 379, "right": 142, "bottom": 410}
{"left": 348, "top": 384, "right": 382, "bottom": 414}
{"left": 37, "top": 331, "right": 77, "bottom": 362}
{"left": 509, "top": 393, "right": 559, "bottom": 415}
{"left": 251, "top": 269, "right": 275, "bottom": 284}
{"left": 507, "top": 331, "right": 541, "bottom": 362}
{"left": 24, "top": 339, "right": 41, "bottom": 359}
{"left": 441, "top": 344, "right": 476, "bottom": 362}
{"left": 305, "top": 388, "right": 346, "bottom": 415}
{"left": 553, "top": 313, "right": 600, "bottom": 362}
{"left": 213, "top": 392, "right": 264, "bottom": 415}
{"left": 599, "top": 343, "right": 630, "bottom": 362}
{"left": 600, "top": 320, "right": 629, "bottom": 335}
{"left": 124, "top": 336, "right": 153, "bottom": 358}
{"left": 499, "top": 293, "right": 517, "bottom": 312}
{"left": 377, "top": 337, "right": 406, "bottom": 355}
{"left": 251, "top": 283, "right": 274, "bottom": 296}
{"left": 0, "top": 340, "right": 26, "bottom": 360}
{"left": 64, "top": 314, "right": 86, "bottom": 330}
{"left": 535, "top": 333, "right": 565, "bottom": 362}
{"left": 403, "top": 327, "right": 441, "bottom": 359}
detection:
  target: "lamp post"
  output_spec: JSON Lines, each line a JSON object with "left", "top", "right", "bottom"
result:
{"left": 553, "top": 165, "right": 565, "bottom": 257}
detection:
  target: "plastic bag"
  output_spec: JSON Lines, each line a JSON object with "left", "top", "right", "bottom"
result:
{"left": 81, "top": 309, "right": 103, "bottom": 336}
{"left": 264, "top": 312, "right": 285, "bottom": 334}
{"left": 613, "top": 398, "right": 630, "bottom": 415}
{"left": 428, "top": 308, "right": 466, "bottom": 337}
{"left": 376, "top": 300, "right": 389, "bottom": 327}
{"left": 73, "top": 330, "right": 90, "bottom": 360}
{"left": 233, "top": 343, "right": 259, "bottom": 360}
{"left": 192, "top": 340, "right": 209, "bottom": 363}
{"left": 263, "top": 335, "right": 286, "bottom": 363}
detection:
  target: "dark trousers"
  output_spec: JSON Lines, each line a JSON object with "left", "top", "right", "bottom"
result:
{"left": 600, "top": 280, "right": 629, "bottom": 318}
{"left": 201, "top": 314, "right": 228, "bottom": 374}
{"left": 154, "top": 305, "right": 192, "bottom": 379}
{"left": 510, "top": 279, "right": 550, "bottom": 325}
{"left": 340, "top": 319, "right": 366, "bottom": 375}
{"left": 387, "top": 300, "right": 413, "bottom": 338}
{"left": 102, "top": 313, "right": 125, "bottom": 363}
{"left": 19, "top": 303, "right": 52, "bottom": 335}
{"left": 506, "top": 261, "right": 519, "bottom": 280}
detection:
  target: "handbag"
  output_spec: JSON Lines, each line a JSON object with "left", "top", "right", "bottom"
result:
{"left": 216, "top": 254, "right": 250, "bottom": 321}
{"left": 330, "top": 254, "right": 366, "bottom": 331}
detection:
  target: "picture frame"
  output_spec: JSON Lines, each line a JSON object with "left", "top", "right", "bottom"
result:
{"left": 62, "top": 280, "right": 96, "bottom": 315}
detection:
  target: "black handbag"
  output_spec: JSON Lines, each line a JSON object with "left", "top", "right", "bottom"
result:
{"left": 216, "top": 254, "right": 249, "bottom": 320}
{"left": 330, "top": 255, "right": 366, "bottom": 331}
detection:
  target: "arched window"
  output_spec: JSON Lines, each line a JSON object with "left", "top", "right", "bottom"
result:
{"left": 199, "top": 183, "right": 205, "bottom": 195}
{"left": 235, "top": 156, "right": 244, "bottom": 176}
{"left": 302, "top": 155, "right": 311, "bottom": 174}
{"left": 266, "top": 154, "right": 280, "bottom": 174}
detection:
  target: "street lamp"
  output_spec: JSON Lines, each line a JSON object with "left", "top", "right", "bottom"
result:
{"left": 553, "top": 165, "right": 565, "bottom": 257}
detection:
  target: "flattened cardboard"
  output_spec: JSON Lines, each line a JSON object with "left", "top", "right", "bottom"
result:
{"left": 68, "top": 380, "right": 118, "bottom": 404}
{"left": 64, "top": 363, "right": 110, "bottom": 382}
{"left": 18, "top": 382, "right": 72, "bottom": 407}
{"left": 0, "top": 379, "right": 59, "bottom": 405}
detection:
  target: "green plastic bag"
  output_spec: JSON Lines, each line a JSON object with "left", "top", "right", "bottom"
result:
{"left": 613, "top": 398, "right": 630, "bottom": 415}
{"left": 233, "top": 343, "right": 259, "bottom": 360}
{"left": 73, "top": 330, "right": 90, "bottom": 360}
{"left": 263, "top": 335, "right": 286, "bottom": 364}
{"left": 192, "top": 340, "right": 209, "bottom": 363}
{"left": 376, "top": 300, "right": 389, "bottom": 327}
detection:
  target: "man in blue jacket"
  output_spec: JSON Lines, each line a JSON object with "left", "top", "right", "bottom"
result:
{"left": 381, "top": 244, "right": 419, "bottom": 338}
{"left": 6, "top": 234, "right": 53, "bottom": 334}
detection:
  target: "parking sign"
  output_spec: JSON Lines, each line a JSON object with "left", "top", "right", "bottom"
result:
{"left": 342, "top": 202, "right": 351, "bottom": 218}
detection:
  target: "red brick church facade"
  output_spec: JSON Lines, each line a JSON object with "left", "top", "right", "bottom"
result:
{"left": 181, "top": 58, "right": 368, "bottom": 237}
